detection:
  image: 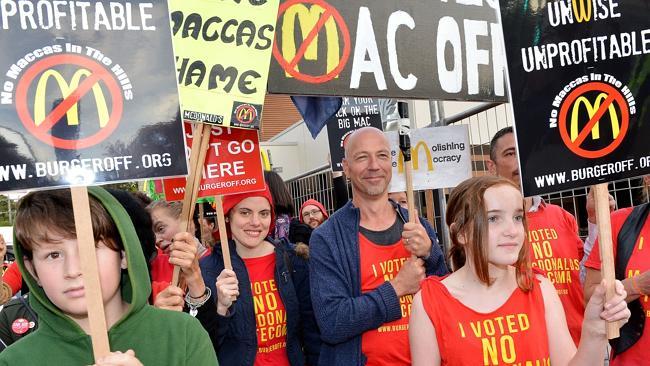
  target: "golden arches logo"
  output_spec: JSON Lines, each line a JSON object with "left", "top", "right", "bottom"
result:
{"left": 34, "top": 68, "right": 109, "bottom": 127}
{"left": 235, "top": 104, "right": 257, "bottom": 124}
{"left": 570, "top": 93, "right": 620, "bottom": 142}
{"left": 282, "top": 3, "right": 340, "bottom": 76}
{"left": 572, "top": 0, "right": 592, "bottom": 23}
{"left": 398, "top": 141, "right": 434, "bottom": 173}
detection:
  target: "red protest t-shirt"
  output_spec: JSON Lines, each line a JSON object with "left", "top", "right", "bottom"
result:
{"left": 2, "top": 262, "right": 23, "bottom": 296}
{"left": 526, "top": 203, "right": 584, "bottom": 345}
{"left": 359, "top": 233, "right": 412, "bottom": 366}
{"left": 421, "top": 276, "right": 550, "bottom": 366}
{"left": 585, "top": 207, "right": 650, "bottom": 366}
{"left": 242, "top": 253, "right": 290, "bottom": 366}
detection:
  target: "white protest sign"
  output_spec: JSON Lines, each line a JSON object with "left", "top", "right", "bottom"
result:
{"left": 388, "top": 125, "right": 471, "bottom": 192}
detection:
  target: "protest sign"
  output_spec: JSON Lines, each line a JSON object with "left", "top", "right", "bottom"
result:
{"left": 269, "top": 0, "right": 507, "bottom": 101}
{"left": 170, "top": 0, "right": 280, "bottom": 128}
{"left": 499, "top": 0, "right": 649, "bottom": 196}
{"left": 0, "top": 0, "right": 186, "bottom": 192}
{"left": 164, "top": 122, "right": 265, "bottom": 201}
{"left": 327, "top": 97, "right": 384, "bottom": 171}
{"left": 387, "top": 125, "right": 471, "bottom": 192}
{"left": 0, "top": 0, "right": 185, "bottom": 358}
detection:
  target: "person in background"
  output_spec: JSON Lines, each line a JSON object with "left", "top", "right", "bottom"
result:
{"left": 195, "top": 202, "right": 217, "bottom": 248}
{"left": 264, "top": 170, "right": 312, "bottom": 257}
{"left": 146, "top": 200, "right": 209, "bottom": 302}
{"left": 388, "top": 191, "right": 408, "bottom": 209}
{"left": 583, "top": 175, "right": 650, "bottom": 366}
{"left": 0, "top": 235, "right": 19, "bottom": 305}
{"left": 300, "top": 199, "right": 329, "bottom": 230}
{"left": 194, "top": 184, "right": 321, "bottom": 366}
{"left": 310, "top": 127, "right": 448, "bottom": 366}
{"left": 409, "top": 175, "right": 630, "bottom": 366}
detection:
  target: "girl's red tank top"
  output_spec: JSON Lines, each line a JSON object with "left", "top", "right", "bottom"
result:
{"left": 420, "top": 276, "right": 551, "bottom": 366}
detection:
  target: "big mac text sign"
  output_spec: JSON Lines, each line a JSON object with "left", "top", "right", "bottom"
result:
{"left": 0, "top": 0, "right": 186, "bottom": 192}
{"left": 269, "top": 0, "right": 508, "bottom": 101}
{"left": 499, "top": 0, "right": 649, "bottom": 196}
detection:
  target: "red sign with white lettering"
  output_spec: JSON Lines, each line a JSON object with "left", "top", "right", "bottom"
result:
{"left": 163, "top": 123, "right": 265, "bottom": 201}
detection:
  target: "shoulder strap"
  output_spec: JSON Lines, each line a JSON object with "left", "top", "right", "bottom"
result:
{"left": 615, "top": 203, "right": 650, "bottom": 280}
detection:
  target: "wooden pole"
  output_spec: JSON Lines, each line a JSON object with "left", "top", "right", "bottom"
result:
{"left": 215, "top": 195, "right": 232, "bottom": 270}
{"left": 70, "top": 186, "right": 110, "bottom": 360}
{"left": 173, "top": 123, "right": 212, "bottom": 288}
{"left": 593, "top": 183, "right": 620, "bottom": 339}
{"left": 425, "top": 189, "right": 435, "bottom": 227}
{"left": 404, "top": 162, "right": 417, "bottom": 224}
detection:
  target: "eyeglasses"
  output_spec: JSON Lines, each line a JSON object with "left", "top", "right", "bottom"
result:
{"left": 302, "top": 209, "right": 322, "bottom": 219}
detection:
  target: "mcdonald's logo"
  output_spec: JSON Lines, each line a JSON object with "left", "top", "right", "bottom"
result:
{"left": 572, "top": 0, "right": 592, "bottom": 23}
{"left": 398, "top": 141, "right": 434, "bottom": 173}
{"left": 558, "top": 81, "right": 629, "bottom": 159}
{"left": 281, "top": 3, "right": 340, "bottom": 77}
{"left": 234, "top": 104, "right": 257, "bottom": 124}
{"left": 34, "top": 68, "right": 109, "bottom": 128}
{"left": 570, "top": 93, "right": 620, "bottom": 142}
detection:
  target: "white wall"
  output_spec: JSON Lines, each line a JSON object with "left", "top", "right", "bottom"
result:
{"left": 261, "top": 121, "right": 331, "bottom": 180}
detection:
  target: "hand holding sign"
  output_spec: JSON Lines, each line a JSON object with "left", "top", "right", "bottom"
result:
{"left": 215, "top": 269, "right": 240, "bottom": 316}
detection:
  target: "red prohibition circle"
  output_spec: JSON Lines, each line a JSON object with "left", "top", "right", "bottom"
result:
{"left": 558, "top": 81, "right": 629, "bottom": 159}
{"left": 15, "top": 54, "right": 124, "bottom": 150}
{"left": 272, "top": 0, "right": 351, "bottom": 84}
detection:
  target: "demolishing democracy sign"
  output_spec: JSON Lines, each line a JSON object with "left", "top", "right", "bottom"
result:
{"left": 170, "top": 0, "right": 279, "bottom": 129}
{"left": 0, "top": 0, "right": 187, "bottom": 192}
{"left": 499, "top": 0, "right": 649, "bottom": 196}
{"left": 269, "top": 0, "right": 508, "bottom": 101}
{"left": 387, "top": 125, "right": 472, "bottom": 192}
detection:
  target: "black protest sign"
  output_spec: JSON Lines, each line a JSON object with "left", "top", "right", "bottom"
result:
{"left": 327, "top": 97, "right": 384, "bottom": 171}
{"left": 0, "top": 0, "right": 186, "bottom": 192}
{"left": 269, "top": 0, "right": 507, "bottom": 101}
{"left": 500, "top": 0, "right": 649, "bottom": 196}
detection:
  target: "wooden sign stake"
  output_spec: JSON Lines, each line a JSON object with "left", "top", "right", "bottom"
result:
{"left": 71, "top": 186, "right": 110, "bottom": 360}
{"left": 215, "top": 195, "right": 232, "bottom": 270}
{"left": 593, "top": 183, "right": 620, "bottom": 339}
{"left": 174, "top": 123, "right": 212, "bottom": 288}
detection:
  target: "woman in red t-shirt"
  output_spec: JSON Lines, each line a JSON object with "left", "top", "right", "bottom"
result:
{"left": 186, "top": 185, "right": 320, "bottom": 366}
{"left": 409, "top": 176, "right": 630, "bottom": 366}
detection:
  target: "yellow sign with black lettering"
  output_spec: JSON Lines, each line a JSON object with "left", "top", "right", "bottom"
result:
{"left": 170, "top": 0, "right": 280, "bottom": 129}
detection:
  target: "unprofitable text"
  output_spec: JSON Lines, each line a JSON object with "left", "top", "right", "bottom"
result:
{"left": 1, "top": 1, "right": 156, "bottom": 31}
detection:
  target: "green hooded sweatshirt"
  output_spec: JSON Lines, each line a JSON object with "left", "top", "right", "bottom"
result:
{"left": 0, "top": 187, "right": 218, "bottom": 365}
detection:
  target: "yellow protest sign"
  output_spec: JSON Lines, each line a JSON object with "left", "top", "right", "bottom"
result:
{"left": 170, "top": 0, "right": 280, "bottom": 129}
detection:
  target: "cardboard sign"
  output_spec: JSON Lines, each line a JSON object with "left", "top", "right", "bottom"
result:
{"left": 170, "top": 0, "right": 280, "bottom": 129}
{"left": 269, "top": 0, "right": 507, "bottom": 101}
{"left": 164, "top": 123, "right": 265, "bottom": 201}
{"left": 499, "top": 0, "right": 649, "bottom": 196}
{"left": 327, "top": 97, "right": 385, "bottom": 171}
{"left": 387, "top": 125, "right": 471, "bottom": 192}
{"left": 0, "top": 0, "right": 186, "bottom": 192}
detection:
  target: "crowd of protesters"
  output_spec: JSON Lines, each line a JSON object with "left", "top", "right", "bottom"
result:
{"left": 0, "top": 126, "right": 644, "bottom": 365}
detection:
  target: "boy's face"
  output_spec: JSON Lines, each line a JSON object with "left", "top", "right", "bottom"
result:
{"left": 25, "top": 234, "right": 126, "bottom": 319}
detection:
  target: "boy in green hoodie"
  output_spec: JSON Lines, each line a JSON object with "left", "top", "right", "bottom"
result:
{"left": 0, "top": 187, "right": 218, "bottom": 365}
